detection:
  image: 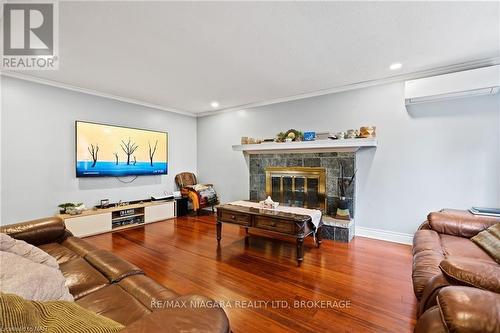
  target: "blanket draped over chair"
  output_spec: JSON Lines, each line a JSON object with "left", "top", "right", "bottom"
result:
{"left": 175, "top": 172, "right": 219, "bottom": 212}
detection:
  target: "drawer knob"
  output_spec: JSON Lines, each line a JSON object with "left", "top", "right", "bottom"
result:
{"left": 231, "top": 215, "right": 236, "bottom": 219}
{"left": 271, "top": 222, "right": 276, "bottom": 227}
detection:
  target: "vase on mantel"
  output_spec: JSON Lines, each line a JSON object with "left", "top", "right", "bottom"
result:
{"left": 335, "top": 197, "right": 350, "bottom": 220}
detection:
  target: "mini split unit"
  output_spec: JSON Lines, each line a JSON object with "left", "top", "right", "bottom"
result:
{"left": 405, "top": 65, "right": 500, "bottom": 105}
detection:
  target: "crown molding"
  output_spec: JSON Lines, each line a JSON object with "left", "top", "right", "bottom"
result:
{"left": 197, "top": 56, "right": 500, "bottom": 117}
{"left": 2, "top": 56, "right": 498, "bottom": 118}
{"left": 0, "top": 71, "right": 197, "bottom": 118}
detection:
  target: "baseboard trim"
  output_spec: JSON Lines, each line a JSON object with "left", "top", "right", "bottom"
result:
{"left": 355, "top": 226, "right": 413, "bottom": 245}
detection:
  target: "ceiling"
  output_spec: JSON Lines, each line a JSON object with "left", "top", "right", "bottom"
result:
{"left": 11, "top": 1, "right": 500, "bottom": 115}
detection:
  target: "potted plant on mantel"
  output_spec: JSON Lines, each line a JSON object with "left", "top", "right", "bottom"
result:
{"left": 335, "top": 161, "right": 356, "bottom": 220}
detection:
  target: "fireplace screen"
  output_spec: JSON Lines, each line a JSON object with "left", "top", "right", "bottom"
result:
{"left": 265, "top": 167, "right": 326, "bottom": 211}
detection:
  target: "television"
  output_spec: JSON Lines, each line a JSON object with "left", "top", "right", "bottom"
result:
{"left": 75, "top": 121, "right": 168, "bottom": 177}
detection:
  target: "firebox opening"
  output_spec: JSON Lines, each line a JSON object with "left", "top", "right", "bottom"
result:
{"left": 265, "top": 167, "right": 326, "bottom": 212}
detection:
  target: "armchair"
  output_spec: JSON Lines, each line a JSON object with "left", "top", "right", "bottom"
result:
{"left": 175, "top": 172, "right": 219, "bottom": 213}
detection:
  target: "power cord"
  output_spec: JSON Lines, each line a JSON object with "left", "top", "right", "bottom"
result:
{"left": 116, "top": 176, "right": 138, "bottom": 184}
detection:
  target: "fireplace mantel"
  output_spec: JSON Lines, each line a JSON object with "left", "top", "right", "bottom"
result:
{"left": 232, "top": 138, "right": 377, "bottom": 154}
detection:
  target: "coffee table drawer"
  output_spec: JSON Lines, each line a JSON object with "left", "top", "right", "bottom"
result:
{"left": 254, "top": 216, "right": 295, "bottom": 234}
{"left": 219, "top": 211, "right": 250, "bottom": 225}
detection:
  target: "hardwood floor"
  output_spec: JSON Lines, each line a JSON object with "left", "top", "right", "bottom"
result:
{"left": 85, "top": 214, "right": 417, "bottom": 333}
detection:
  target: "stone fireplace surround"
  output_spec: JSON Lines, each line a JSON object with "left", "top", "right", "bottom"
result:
{"left": 249, "top": 152, "right": 355, "bottom": 242}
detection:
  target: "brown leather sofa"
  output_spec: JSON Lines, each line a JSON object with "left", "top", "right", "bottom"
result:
{"left": 412, "top": 209, "right": 500, "bottom": 333}
{"left": 1, "top": 217, "right": 230, "bottom": 332}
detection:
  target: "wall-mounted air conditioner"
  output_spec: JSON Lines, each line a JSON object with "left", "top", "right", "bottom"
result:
{"left": 405, "top": 65, "right": 500, "bottom": 105}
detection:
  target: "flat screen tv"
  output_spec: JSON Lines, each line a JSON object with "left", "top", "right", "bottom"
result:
{"left": 76, "top": 121, "right": 168, "bottom": 177}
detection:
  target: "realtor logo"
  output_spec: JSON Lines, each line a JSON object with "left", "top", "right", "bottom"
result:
{"left": 1, "top": 2, "right": 59, "bottom": 70}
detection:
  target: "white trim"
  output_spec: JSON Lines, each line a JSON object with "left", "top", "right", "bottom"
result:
{"left": 355, "top": 226, "right": 413, "bottom": 245}
{"left": 0, "top": 72, "right": 197, "bottom": 118}
{"left": 197, "top": 57, "right": 500, "bottom": 117}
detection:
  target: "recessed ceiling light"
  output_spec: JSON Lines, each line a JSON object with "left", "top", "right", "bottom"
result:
{"left": 210, "top": 101, "right": 219, "bottom": 108}
{"left": 390, "top": 63, "right": 402, "bottom": 70}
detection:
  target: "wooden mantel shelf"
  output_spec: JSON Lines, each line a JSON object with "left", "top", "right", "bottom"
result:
{"left": 232, "top": 138, "right": 377, "bottom": 154}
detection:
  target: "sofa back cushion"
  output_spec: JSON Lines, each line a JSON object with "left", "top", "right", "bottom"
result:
{"left": 439, "top": 257, "right": 500, "bottom": 293}
{"left": 0, "top": 217, "right": 67, "bottom": 246}
{"left": 428, "top": 210, "right": 499, "bottom": 238}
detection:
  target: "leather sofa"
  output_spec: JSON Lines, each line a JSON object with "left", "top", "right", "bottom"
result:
{"left": 1, "top": 217, "right": 230, "bottom": 332}
{"left": 412, "top": 209, "right": 500, "bottom": 333}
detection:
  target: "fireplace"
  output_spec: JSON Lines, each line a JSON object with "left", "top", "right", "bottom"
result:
{"left": 249, "top": 152, "right": 355, "bottom": 242}
{"left": 265, "top": 167, "right": 326, "bottom": 211}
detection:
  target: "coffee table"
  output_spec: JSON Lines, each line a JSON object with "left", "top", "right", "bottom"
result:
{"left": 216, "top": 203, "right": 322, "bottom": 265}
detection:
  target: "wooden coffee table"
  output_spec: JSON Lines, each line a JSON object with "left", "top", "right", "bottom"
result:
{"left": 216, "top": 203, "right": 322, "bottom": 265}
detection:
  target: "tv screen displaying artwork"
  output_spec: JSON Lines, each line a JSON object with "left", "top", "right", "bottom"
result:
{"left": 76, "top": 121, "right": 168, "bottom": 177}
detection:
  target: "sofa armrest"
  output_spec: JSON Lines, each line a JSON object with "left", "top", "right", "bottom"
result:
{"left": 119, "top": 295, "right": 230, "bottom": 333}
{"left": 0, "top": 217, "right": 68, "bottom": 246}
{"left": 427, "top": 209, "right": 499, "bottom": 238}
{"left": 437, "top": 286, "right": 500, "bottom": 333}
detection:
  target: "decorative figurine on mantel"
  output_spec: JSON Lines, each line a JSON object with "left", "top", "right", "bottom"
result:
{"left": 276, "top": 129, "right": 304, "bottom": 142}
{"left": 335, "top": 161, "right": 357, "bottom": 220}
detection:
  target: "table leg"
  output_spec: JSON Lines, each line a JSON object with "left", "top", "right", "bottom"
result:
{"left": 216, "top": 221, "right": 222, "bottom": 244}
{"left": 316, "top": 226, "right": 322, "bottom": 248}
{"left": 245, "top": 227, "right": 249, "bottom": 235}
{"left": 296, "top": 237, "right": 304, "bottom": 266}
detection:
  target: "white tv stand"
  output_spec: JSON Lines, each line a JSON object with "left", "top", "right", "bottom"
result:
{"left": 57, "top": 200, "right": 175, "bottom": 237}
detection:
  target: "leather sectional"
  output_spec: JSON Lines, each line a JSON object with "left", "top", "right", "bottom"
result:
{"left": 412, "top": 209, "right": 500, "bottom": 333}
{"left": 1, "top": 217, "right": 230, "bottom": 332}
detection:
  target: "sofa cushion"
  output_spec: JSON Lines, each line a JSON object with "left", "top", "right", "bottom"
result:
{"left": 85, "top": 249, "right": 143, "bottom": 283}
{"left": 0, "top": 251, "right": 73, "bottom": 301}
{"left": 76, "top": 285, "right": 151, "bottom": 326}
{"left": 118, "top": 274, "right": 178, "bottom": 311}
{"left": 60, "top": 258, "right": 108, "bottom": 299}
{"left": 439, "top": 234, "right": 494, "bottom": 262}
{"left": 1, "top": 292, "right": 124, "bottom": 333}
{"left": 439, "top": 258, "right": 500, "bottom": 293}
{"left": 62, "top": 236, "right": 99, "bottom": 257}
{"left": 118, "top": 295, "right": 230, "bottom": 333}
{"left": 437, "top": 286, "right": 500, "bottom": 333}
{"left": 38, "top": 242, "right": 81, "bottom": 264}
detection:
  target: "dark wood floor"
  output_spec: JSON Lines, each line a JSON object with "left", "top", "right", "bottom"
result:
{"left": 85, "top": 214, "right": 417, "bottom": 333}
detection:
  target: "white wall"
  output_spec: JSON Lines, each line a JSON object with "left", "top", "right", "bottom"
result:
{"left": 1, "top": 76, "right": 197, "bottom": 225}
{"left": 197, "top": 82, "right": 500, "bottom": 235}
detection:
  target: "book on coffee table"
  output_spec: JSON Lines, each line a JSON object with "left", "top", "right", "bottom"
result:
{"left": 469, "top": 207, "right": 500, "bottom": 218}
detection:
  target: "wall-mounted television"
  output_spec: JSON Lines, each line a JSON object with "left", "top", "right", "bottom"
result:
{"left": 76, "top": 121, "right": 168, "bottom": 177}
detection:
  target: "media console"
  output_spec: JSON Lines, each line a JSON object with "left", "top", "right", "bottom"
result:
{"left": 57, "top": 200, "right": 175, "bottom": 237}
